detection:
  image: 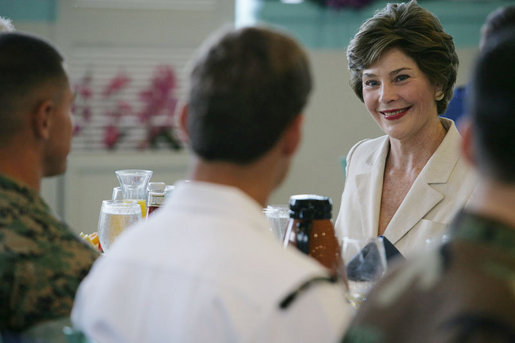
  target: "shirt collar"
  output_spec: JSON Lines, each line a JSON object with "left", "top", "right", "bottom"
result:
{"left": 167, "top": 180, "right": 270, "bottom": 234}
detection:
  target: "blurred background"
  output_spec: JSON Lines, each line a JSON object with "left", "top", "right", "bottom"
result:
{"left": 1, "top": 0, "right": 512, "bottom": 234}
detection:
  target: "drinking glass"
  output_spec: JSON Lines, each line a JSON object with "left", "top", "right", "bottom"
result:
{"left": 263, "top": 204, "right": 290, "bottom": 242}
{"left": 112, "top": 186, "right": 123, "bottom": 200}
{"left": 340, "top": 236, "right": 387, "bottom": 309}
{"left": 115, "top": 169, "right": 153, "bottom": 218}
{"left": 97, "top": 200, "right": 142, "bottom": 252}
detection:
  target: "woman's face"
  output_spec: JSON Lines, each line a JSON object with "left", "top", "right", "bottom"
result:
{"left": 361, "top": 47, "right": 440, "bottom": 142}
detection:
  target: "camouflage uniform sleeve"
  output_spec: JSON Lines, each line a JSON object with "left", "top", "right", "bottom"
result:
{"left": 0, "top": 216, "right": 98, "bottom": 332}
{"left": 0, "top": 232, "right": 16, "bottom": 332}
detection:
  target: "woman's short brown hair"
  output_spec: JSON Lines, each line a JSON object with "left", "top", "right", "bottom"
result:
{"left": 346, "top": 0, "right": 458, "bottom": 114}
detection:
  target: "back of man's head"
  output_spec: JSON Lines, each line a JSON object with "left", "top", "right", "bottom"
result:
{"left": 0, "top": 32, "right": 67, "bottom": 146}
{"left": 468, "top": 30, "right": 515, "bottom": 183}
{"left": 480, "top": 5, "right": 515, "bottom": 49}
{"left": 185, "top": 26, "right": 312, "bottom": 164}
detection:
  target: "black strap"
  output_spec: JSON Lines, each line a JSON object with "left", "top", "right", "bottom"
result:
{"left": 279, "top": 275, "right": 338, "bottom": 310}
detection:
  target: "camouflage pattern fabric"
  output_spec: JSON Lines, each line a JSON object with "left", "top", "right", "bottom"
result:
{"left": 342, "top": 211, "right": 515, "bottom": 343}
{"left": 0, "top": 174, "right": 98, "bottom": 333}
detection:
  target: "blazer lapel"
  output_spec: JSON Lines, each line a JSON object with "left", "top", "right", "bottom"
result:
{"left": 384, "top": 120, "right": 462, "bottom": 244}
{"left": 355, "top": 137, "right": 389, "bottom": 239}
{"left": 384, "top": 181, "right": 443, "bottom": 244}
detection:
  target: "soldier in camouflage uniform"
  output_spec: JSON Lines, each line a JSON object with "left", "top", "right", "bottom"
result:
{"left": 342, "top": 30, "right": 515, "bottom": 343}
{"left": 0, "top": 33, "right": 98, "bottom": 337}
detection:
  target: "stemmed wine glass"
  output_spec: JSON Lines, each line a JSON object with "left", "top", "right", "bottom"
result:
{"left": 97, "top": 200, "right": 142, "bottom": 253}
{"left": 340, "top": 236, "right": 387, "bottom": 309}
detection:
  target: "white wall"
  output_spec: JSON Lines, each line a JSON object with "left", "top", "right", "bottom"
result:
{"left": 12, "top": 2, "right": 480, "bottom": 229}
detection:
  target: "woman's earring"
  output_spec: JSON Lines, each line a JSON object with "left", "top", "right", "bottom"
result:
{"left": 435, "top": 91, "right": 444, "bottom": 101}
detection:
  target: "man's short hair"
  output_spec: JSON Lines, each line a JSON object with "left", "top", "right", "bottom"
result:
{"left": 186, "top": 26, "right": 312, "bottom": 164}
{"left": 468, "top": 30, "right": 515, "bottom": 183}
{"left": 0, "top": 33, "right": 67, "bottom": 144}
{"left": 481, "top": 5, "right": 515, "bottom": 46}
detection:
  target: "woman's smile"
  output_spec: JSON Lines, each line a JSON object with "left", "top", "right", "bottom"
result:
{"left": 362, "top": 48, "right": 440, "bottom": 142}
{"left": 379, "top": 106, "right": 412, "bottom": 121}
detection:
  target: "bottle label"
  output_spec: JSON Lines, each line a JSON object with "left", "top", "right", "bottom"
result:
{"left": 148, "top": 193, "right": 165, "bottom": 206}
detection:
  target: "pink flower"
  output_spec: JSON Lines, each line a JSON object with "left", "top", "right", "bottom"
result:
{"left": 73, "top": 124, "right": 82, "bottom": 135}
{"left": 82, "top": 107, "right": 92, "bottom": 121}
{"left": 102, "top": 71, "right": 131, "bottom": 98}
{"left": 80, "top": 87, "right": 92, "bottom": 99}
{"left": 72, "top": 72, "right": 94, "bottom": 137}
{"left": 138, "top": 65, "right": 177, "bottom": 123}
{"left": 104, "top": 125, "right": 122, "bottom": 149}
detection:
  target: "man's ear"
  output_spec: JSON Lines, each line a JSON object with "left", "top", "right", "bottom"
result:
{"left": 177, "top": 103, "right": 190, "bottom": 144}
{"left": 32, "top": 99, "right": 54, "bottom": 140}
{"left": 282, "top": 114, "right": 303, "bottom": 157}
{"left": 460, "top": 118, "right": 476, "bottom": 167}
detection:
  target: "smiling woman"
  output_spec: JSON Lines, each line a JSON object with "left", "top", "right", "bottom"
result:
{"left": 361, "top": 48, "right": 446, "bottom": 145}
{"left": 334, "top": 0, "right": 478, "bottom": 257}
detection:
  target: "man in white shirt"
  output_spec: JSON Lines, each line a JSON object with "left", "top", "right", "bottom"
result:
{"left": 72, "top": 26, "right": 352, "bottom": 342}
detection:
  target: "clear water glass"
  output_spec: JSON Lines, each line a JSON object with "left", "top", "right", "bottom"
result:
{"left": 263, "top": 204, "right": 290, "bottom": 242}
{"left": 112, "top": 186, "right": 123, "bottom": 200}
{"left": 340, "top": 236, "right": 387, "bottom": 309}
{"left": 115, "top": 169, "right": 153, "bottom": 218}
{"left": 115, "top": 169, "right": 153, "bottom": 200}
{"left": 97, "top": 200, "right": 142, "bottom": 252}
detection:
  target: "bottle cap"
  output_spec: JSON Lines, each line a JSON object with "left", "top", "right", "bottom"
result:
{"left": 147, "top": 182, "right": 166, "bottom": 193}
{"left": 289, "top": 194, "right": 332, "bottom": 220}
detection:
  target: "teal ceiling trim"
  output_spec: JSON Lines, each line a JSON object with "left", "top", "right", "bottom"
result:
{"left": 253, "top": 0, "right": 515, "bottom": 49}
{"left": 0, "top": 0, "right": 56, "bottom": 22}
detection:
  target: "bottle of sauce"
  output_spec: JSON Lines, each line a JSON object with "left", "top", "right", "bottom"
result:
{"left": 146, "top": 182, "right": 166, "bottom": 217}
{"left": 283, "top": 194, "right": 341, "bottom": 277}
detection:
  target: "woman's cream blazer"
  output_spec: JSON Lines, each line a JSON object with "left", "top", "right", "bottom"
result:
{"left": 335, "top": 118, "right": 477, "bottom": 258}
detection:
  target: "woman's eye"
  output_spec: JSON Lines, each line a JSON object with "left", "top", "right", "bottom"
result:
{"left": 364, "top": 80, "right": 378, "bottom": 87}
{"left": 395, "top": 74, "right": 409, "bottom": 82}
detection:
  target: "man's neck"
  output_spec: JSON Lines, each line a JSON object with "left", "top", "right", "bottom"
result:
{"left": 0, "top": 148, "right": 42, "bottom": 192}
{"left": 188, "top": 157, "right": 280, "bottom": 208}
{"left": 466, "top": 180, "right": 515, "bottom": 228}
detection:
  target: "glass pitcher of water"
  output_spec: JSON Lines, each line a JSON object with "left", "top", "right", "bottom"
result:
{"left": 115, "top": 169, "right": 153, "bottom": 218}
